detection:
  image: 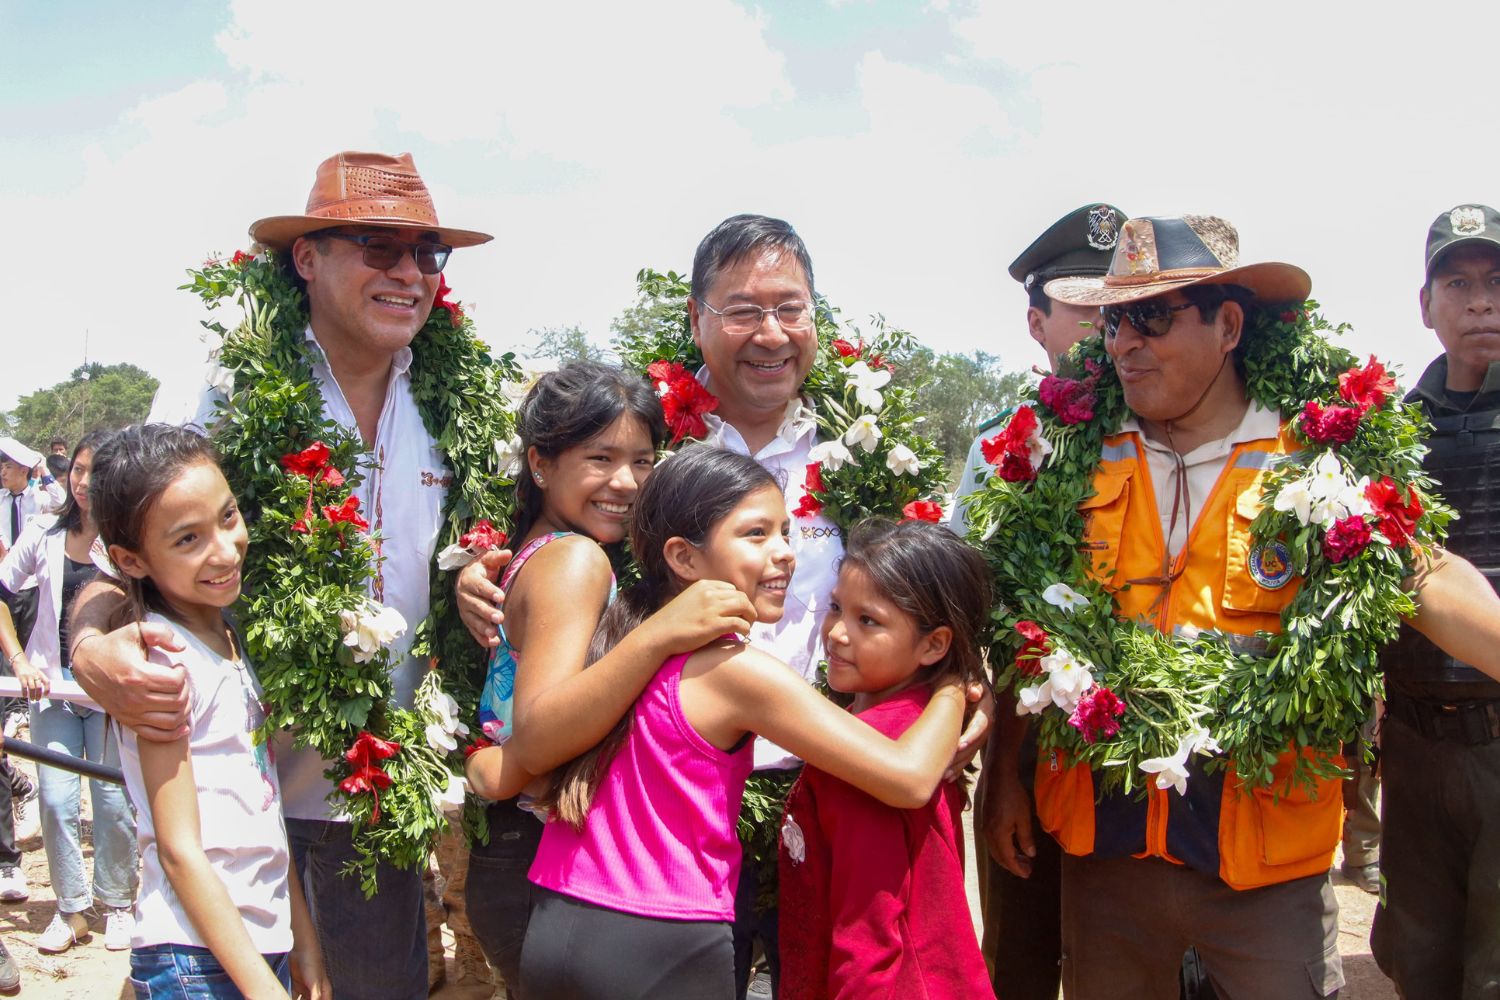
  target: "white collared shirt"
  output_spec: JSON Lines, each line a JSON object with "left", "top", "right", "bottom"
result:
{"left": 1119, "top": 401, "right": 1283, "bottom": 558}
{"left": 1, "top": 488, "right": 48, "bottom": 590}
{"left": 150, "top": 327, "right": 449, "bottom": 821}
{"left": 696, "top": 370, "right": 844, "bottom": 769}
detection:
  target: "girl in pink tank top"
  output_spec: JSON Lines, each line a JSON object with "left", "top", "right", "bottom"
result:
{"left": 521, "top": 448, "right": 967, "bottom": 1000}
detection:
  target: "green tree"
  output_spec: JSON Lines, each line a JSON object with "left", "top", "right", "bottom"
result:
{"left": 901, "top": 349, "right": 1031, "bottom": 486}
{"left": 529, "top": 325, "right": 606, "bottom": 364}
{"left": 6, "top": 363, "right": 159, "bottom": 450}
{"left": 609, "top": 269, "right": 692, "bottom": 351}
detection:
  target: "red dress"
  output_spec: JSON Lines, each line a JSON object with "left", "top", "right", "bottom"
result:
{"left": 777, "top": 685, "right": 995, "bottom": 999}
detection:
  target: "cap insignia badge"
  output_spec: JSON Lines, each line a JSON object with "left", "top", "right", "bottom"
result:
{"left": 1450, "top": 207, "right": 1485, "bottom": 237}
{"left": 1024, "top": 272, "right": 1037, "bottom": 290}
{"left": 1087, "top": 205, "right": 1120, "bottom": 251}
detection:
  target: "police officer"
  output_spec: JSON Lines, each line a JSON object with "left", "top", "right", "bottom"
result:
{"left": 1372, "top": 204, "right": 1500, "bottom": 996}
{"left": 960, "top": 204, "right": 1127, "bottom": 1000}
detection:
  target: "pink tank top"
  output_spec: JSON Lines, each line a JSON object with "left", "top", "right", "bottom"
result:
{"left": 528, "top": 650, "right": 754, "bottom": 921}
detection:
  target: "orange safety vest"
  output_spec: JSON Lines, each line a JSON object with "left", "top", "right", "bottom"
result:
{"left": 1033, "top": 426, "right": 1345, "bottom": 891}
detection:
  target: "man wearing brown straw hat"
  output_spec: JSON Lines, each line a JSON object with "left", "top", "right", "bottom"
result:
{"left": 1028, "top": 215, "right": 1500, "bottom": 998}
{"left": 68, "top": 151, "right": 492, "bottom": 999}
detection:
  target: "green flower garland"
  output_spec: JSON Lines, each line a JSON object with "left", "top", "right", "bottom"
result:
{"left": 967, "top": 305, "right": 1451, "bottom": 794}
{"left": 181, "top": 252, "right": 520, "bottom": 894}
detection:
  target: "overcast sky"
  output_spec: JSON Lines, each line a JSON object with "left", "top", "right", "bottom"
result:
{"left": 3, "top": 0, "right": 1493, "bottom": 413}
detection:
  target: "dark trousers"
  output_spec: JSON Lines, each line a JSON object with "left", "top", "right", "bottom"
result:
{"left": 286, "top": 818, "right": 428, "bottom": 1000}
{"left": 1372, "top": 713, "right": 1500, "bottom": 998}
{"left": 1062, "top": 854, "right": 1342, "bottom": 999}
{"left": 466, "top": 799, "right": 545, "bottom": 998}
{"left": 521, "top": 887, "right": 735, "bottom": 1000}
{"left": 732, "top": 853, "right": 780, "bottom": 997}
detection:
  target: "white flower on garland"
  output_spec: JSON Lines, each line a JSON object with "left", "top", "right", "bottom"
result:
{"left": 846, "top": 361, "right": 892, "bottom": 412}
{"left": 885, "top": 443, "right": 922, "bottom": 477}
{"left": 1015, "top": 646, "right": 1096, "bottom": 715}
{"left": 778, "top": 400, "right": 818, "bottom": 443}
{"left": 417, "top": 677, "right": 470, "bottom": 754}
{"left": 1042, "top": 582, "right": 1090, "bottom": 614}
{"left": 809, "top": 438, "right": 855, "bottom": 472}
{"left": 494, "top": 434, "right": 523, "bottom": 477}
{"left": 339, "top": 603, "right": 408, "bottom": 664}
{"left": 844, "top": 413, "right": 883, "bottom": 453}
{"left": 1138, "top": 725, "right": 1221, "bottom": 795}
{"left": 1273, "top": 451, "right": 1371, "bottom": 528}
{"left": 433, "top": 773, "right": 467, "bottom": 815}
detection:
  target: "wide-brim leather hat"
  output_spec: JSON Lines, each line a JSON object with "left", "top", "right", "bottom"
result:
{"left": 1045, "top": 215, "right": 1309, "bottom": 307}
{"left": 249, "top": 151, "right": 493, "bottom": 250}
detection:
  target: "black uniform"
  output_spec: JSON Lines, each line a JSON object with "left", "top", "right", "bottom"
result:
{"left": 1372, "top": 355, "right": 1500, "bottom": 996}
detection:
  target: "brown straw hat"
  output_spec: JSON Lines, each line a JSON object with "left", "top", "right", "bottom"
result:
{"left": 249, "top": 151, "right": 493, "bottom": 250}
{"left": 1045, "top": 215, "right": 1309, "bottom": 306}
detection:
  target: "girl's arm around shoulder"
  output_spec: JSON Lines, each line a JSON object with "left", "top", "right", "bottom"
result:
{"left": 686, "top": 647, "right": 964, "bottom": 809}
{"left": 139, "top": 739, "right": 293, "bottom": 1000}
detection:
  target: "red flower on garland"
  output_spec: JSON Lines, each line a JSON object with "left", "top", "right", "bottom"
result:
{"left": 1300, "top": 401, "right": 1363, "bottom": 446}
{"left": 323, "top": 495, "right": 370, "bottom": 532}
{"left": 1068, "top": 686, "right": 1127, "bottom": 744}
{"left": 432, "top": 274, "right": 464, "bottom": 328}
{"left": 901, "top": 500, "right": 943, "bottom": 523}
{"left": 463, "top": 736, "right": 494, "bottom": 759}
{"left": 340, "top": 731, "right": 400, "bottom": 824}
{"left": 792, "top": 462, "right": 825, "bottom": 519}
{"left": 291, "top": 518, "right": 311, "bottom": 534}
{"left": 1365, "top": 477, "right": 1423, "bottom": 547}
{"left": 1013, "top": 620, "right": 1051, "bottom": 677}
{"left": 981, "top": 406, "right": 1045, "bottom": 482}
{"left": 281, "top": 441, "right": 346, "bottom": 488}
{"left": 647, "top": 360, "right": 720, "bottom": 444}
{"left": 459, "top": 519, "right": 508, "bottom": 551}
{"left": 1338, "top": 356, "right": 1397, "bottom": 414}
{"left": 1322, "top": 515, "right": 1373, "bottom": 563}
{"left": 832, "top": 339, "right": 860, "bottom": 358}
{"left": 230, "top": 250, "right": 254, "bottom": 268}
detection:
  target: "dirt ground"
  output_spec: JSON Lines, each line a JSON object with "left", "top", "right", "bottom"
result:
{"left": 2, "top": 751, "right": 1398, "bottom": 1000}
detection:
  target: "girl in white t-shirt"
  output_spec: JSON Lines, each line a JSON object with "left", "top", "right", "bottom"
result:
{"left": 91, "top": 424, "right": 328, "bottom": 1000}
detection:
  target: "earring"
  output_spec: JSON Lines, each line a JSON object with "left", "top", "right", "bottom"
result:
{"left": 532, "top": 471, "right": 544, "bottom": 486}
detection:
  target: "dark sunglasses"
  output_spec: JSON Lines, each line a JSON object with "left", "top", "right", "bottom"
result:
{"left": 1101, "top": 300, "right": 1196, "bottom": 339}
{"left": 320, "top": 232, "right": 453, "bottom": 275}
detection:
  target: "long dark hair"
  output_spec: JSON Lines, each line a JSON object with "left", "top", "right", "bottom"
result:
{"left": 48, "top": 429, "right": 114, "bottom": 536}
{"left": 540, "top": 446, "right": 779, "bottom": 827}
{"left": 839, "top": 518, "right": 992, "bottom": 692}
{"left": 89, "top": 424, "right": 222, "bottom": 624}
{"left": 513, "top": 360, "right": 667, "bottom": 541}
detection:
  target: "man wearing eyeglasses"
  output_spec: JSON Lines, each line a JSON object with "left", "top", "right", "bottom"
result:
{"left": 68, "top": 151, "right": 489, "bottom": 1000}
{"left": 1024, "top": 214, "right": 1500, "bottom": 999}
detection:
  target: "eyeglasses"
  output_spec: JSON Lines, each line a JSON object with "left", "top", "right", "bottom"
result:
{"left": 320, "top": 232, "right": 453, "bottom": 275}
{"left": 1101, "top": 300, "right": 1197, "bottom": 339}
{"left": 698, "top": 298, "right": 815, "bottom": 336}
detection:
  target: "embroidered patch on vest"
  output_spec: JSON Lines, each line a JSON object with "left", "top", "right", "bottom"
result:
{"left": 1248, "top": 540, "right": 1294, "bottom": 590}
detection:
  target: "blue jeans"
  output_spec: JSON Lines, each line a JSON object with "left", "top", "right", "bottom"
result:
{"left": 129, "top": 944, "right": 289, "bottom": 998}
{"left": 32, "top": 699, "right": 137, "bottom": 912}
{"left": 286, "top": 817, "right": 427, "bottom": 1000}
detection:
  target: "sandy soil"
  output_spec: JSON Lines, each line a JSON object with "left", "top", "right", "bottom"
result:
{"left": 2, "top": 751, "right": 1397, "bottom": 1000}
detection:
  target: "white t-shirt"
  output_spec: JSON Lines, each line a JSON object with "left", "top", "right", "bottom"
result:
{"left": 696, "top": 372, "right": 845, "bottom": 770}
{"left": 117, "top": 613, "right": 293, "bottom": 954}
{"left": 150, "top": 326, "right": 449, "bottom": 821}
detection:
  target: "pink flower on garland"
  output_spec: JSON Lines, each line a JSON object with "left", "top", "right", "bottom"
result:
{"left": 459, "top": 519, "right": 508, "bottom": 551}
{"left": 1322, "top": 515, "right": 1373, "bottom": 563}
{"left": 1068, "top": 686, "right": 1127, "bottom": 744}
{"left": 1300, "top": 401, "right": 1363, "bottom": 446}
{"left": 1037, "top": 362, "right": 1101, "bottom": 426}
